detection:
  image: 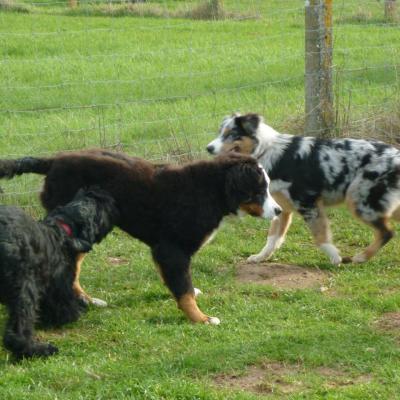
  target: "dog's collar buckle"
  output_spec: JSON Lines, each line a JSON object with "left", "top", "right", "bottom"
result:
{"left": 57, "top": 221, "right": 73, "bottom": 237}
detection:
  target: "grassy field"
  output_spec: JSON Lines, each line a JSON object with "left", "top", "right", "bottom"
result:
{"left": 1, "top": 0, "right": 400, "bottom": 399}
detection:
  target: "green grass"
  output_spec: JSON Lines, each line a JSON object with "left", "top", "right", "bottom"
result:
{"left": 1, "top": 1, "right": 400, "bottom": 399}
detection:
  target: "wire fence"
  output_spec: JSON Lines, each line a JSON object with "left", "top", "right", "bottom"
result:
{"left": 0, "top": 0, "right": 399, "bottom": 208}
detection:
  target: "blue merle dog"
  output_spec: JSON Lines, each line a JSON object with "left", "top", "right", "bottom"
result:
{"left": 207, "top": 113, "right": 400, "bottom": 265}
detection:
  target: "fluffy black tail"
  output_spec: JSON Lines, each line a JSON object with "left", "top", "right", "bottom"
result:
{"left": 0, "top": 156, "right": 53, "bottom": 179}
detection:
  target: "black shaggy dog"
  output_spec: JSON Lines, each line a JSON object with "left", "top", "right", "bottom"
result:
{"left": 0, "top": 150, "right": 280, "bottom": 325}
{"left": 0, "top": 187, "right": 119, "bottom": 359}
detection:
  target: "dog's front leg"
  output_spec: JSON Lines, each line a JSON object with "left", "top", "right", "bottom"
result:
{"left": 73, "top": 253, "right": 107, "bottom": 307}
{"left": 3, "top": 284, "right": 58, "bottom": 359}
{"left": 151, "top": 241, "right": 220, "bottom": 325}
{"left": 301, "top": 204, "right": 342, "bottom": 265}
{"left": 247, "top": 211, "right": 292, "bottom": 263}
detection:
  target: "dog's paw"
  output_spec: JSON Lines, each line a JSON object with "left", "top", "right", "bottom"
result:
{"left": 24, "top": 342, "right": 59, "bottom": 358}
{"left": 204, "top": 316, "right": 220, "bottom": 325}
{"left": 319, "top": 243, "right": 342, "bottom": 265}
{"left": 351, "top": 253, "right": 367, "bottom": 264}
{"left": 194, "top": 288, "right": 202, "bottom": 297}
{"left": 40, "top": 343, "right": 59, "bottom": 357}
{"left": 78, "top": 294, "right": 108, "bottom": 307}
{"left": 329, "top": 255, "right": 342, "bottom": 265}
{"left": 247, "top": 253, "right": 265, "bottom": 263}
{"left": 91, "top": 297, "right": 108, "bottom": 307}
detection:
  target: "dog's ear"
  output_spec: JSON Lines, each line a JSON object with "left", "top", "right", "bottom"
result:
{"left": 234, "top": 113, "right": 261, "bottom": 136}
{"left": 225, "top": 160, "right": 263, "bottom": 212}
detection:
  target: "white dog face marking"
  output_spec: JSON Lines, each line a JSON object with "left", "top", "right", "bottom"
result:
{"left": 259, "top": 165, "right": 281, "bottom": 219}
{"left": 237, "top": 164, "right": 281, "bottom": 220}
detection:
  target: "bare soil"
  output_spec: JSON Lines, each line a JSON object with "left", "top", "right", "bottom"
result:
{"left": 107, "top": 256, "right": 129, "bottom": 266}
{"left": 214, "top": 360, "right": 372, "bottom": 396}
{"left": 237, "top": 262, "right": 330, "bottom": 290}
{"left": 376, "top": 312, "right": 400, "bottom": 332}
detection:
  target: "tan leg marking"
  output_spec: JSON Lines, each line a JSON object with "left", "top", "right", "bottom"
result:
{"left": 305, "top": 201, "right": 342, "bottom": 264}
{"left": 73, "top": 253, "right": 107, "bottom": 306}
{"left": 307, "top": 207, "right": 331, "bottom": 246}
{"left": 247, "top": 205, "right": 293, "bottom": 263}
{"left": 247, "top": 192, "right": 294, "bottom": 263}
{"left": 346, "top": 195, "right": 394, "bottom": 263}
{"left": 351, "top": 218, "right": 394, "bottom": 263}
{"left": 178, "top": 293, "right": 208, "bottom": 323}
{"left": 277, "top": 211, "right": 293, "bottom": 238}
{"left": 268, "top": 215, "right": 280, "bottom": 236}
{"left": 73, "top": 253, "right": 91, "bottom": 301}
{"left": 272, "top": 192, "right": 294, "bottom": 211}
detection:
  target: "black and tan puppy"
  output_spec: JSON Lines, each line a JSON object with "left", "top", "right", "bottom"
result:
{"left": 0, "top": 188, "right": 119, "bottom": 359}
{"left": 0, "top": 150, "right": 280, "bottom": 325}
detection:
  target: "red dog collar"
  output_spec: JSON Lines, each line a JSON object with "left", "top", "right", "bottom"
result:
{"left": 57, "top": 221, "right": 73, "bottom": 237}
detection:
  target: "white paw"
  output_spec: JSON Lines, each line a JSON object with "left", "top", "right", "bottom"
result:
{"left": 247, "top": 253, "right": 265, "bottom": 263}
{"left": 205, "top": 317, "right": 221, "bottom": 325}
{"left": 194, "top": 288, "right": 202, "bottom": 297}
{"left": 329, "top": 254, "right": 342, "bottom": 265}
{"left": 320, "top": 243, "right": 342, "bottom": 265}
{"left": 91, "top": 297, "right": 108, "bottom": 307}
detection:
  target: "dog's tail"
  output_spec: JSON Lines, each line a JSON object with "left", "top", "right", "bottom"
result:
{"left": 0, "top": 156, "right": 53, "bottom": 179}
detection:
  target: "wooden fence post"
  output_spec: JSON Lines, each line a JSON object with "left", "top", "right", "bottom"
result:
{"left": 385, "top": 0, "right": 397, "bottom": 21}
{"left": 210, "top": 0, "right": 223, "bottom": 19}
{"left": 305, "top": 0, "right": 334, "bottom": 137}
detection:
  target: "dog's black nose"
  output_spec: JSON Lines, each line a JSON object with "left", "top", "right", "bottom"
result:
{"left": 206, "top": 145, "right": 215, "bottom": 154}
{"left": 274, "top": 207, "right": 282, "bottom": 216}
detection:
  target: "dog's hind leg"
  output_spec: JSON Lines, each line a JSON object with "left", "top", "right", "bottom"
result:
{"left": 343, "top": 218, "right": 393, "bottom": 263}
{"left": 73, "top": 253, "right": 107, "bottom": 307}
{"left": 3, "top": 282, "right": 58, "bottom": 358}
{"left": 301, "top": 203, "right": 342, "bottom": 265}
{"left": 247, "top": 211, "right": 292, "bottom": 263}
{"left": 344, "top": 179, "right": 397, "bottom": 263}
{"left": 152, "top": 241, "right": 220, "bottom": 325}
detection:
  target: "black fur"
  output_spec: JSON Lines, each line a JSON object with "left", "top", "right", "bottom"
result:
{"left": 207, "top": 112, "right": 400, "bottom": 265}
{"left": 0, "top": 150, "right": 270, "bottom": 323}
{"left": 0, "top": 188, "right": 119, "bottom": 359}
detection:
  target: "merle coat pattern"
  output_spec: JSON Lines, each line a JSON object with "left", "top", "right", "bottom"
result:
{"left": 0, "top": 150, "right": 280, "bottom": 325}
{"left": 0, "top": 188, "right": 119, "bottom": 359}
{"left": 206, "top": 113, "right": 400, "bottom": 265}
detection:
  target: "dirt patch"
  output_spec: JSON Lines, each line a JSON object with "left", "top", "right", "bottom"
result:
{"left": 376, "top": 312, "right": 400, "bottom": 332}
{"left": 237, "top": 262, "right": 330, "bottom": 290}
{"left": 214, "top": 361, "right": 372, "bottom": 396}
{"left": 214, "top": 361, "right": 303, "bottom": 395}
{"left": 316, "top": 367, "right": 372, "bottom": 388}
{"left": 107, "top": 256, "right": 129, "bottom": 266}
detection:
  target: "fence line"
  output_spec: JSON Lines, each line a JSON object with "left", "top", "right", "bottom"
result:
{"left": 0, "top": 0, "right": 399, "bottom": 205}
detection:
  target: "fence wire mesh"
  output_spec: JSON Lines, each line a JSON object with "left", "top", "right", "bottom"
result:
{"left": 0, "top": 0, "right": 399, "bottom": 209}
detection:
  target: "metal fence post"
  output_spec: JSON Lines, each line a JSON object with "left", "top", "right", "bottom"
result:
{"left": 305, "top": 0, "right": 334, "bottom": 137}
